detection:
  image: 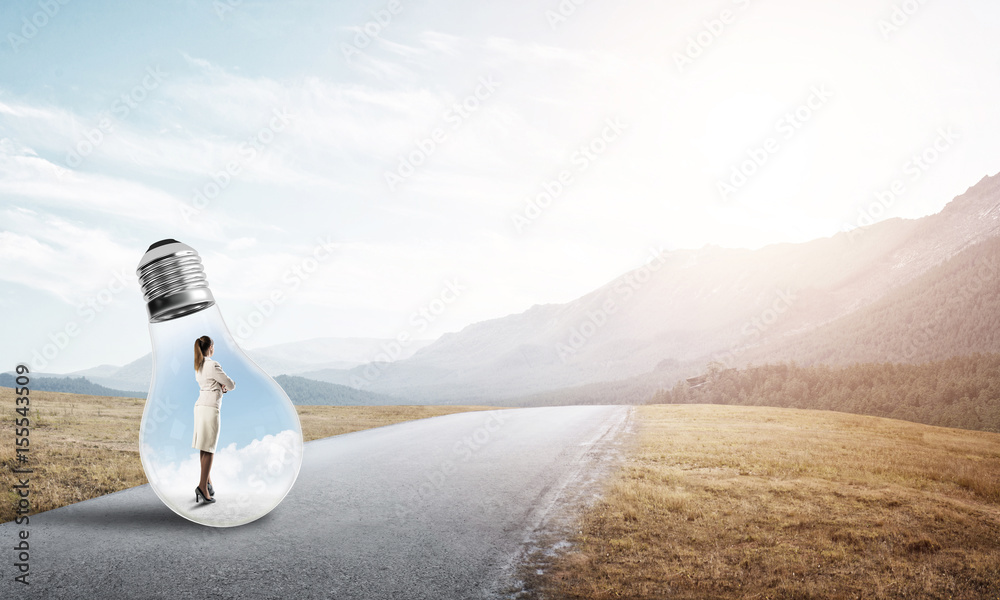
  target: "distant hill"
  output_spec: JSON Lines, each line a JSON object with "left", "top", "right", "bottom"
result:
{"left": 508, "top": 239, "right": 1000, "bottom": 405}
{"left": 0, "top": 370, "right": 417, "bottom": 406}
{"left": 0, "top": 372, "right": 411, "bottom": 406}
{"left": 273, "top": 375, "right": 406, "bottom": 406}
{"left": 303, "top": 172, "right": 1000, "bottom": 403}
{"left": 0, "top": 373, "right": 146, "bottom": 398}
{"left": 57, "top": 336, "right": 436, "bottom": 394}
{"left": 734, "top": 234, "right": 1000, "bottom": 367}
{"left": 34, "top": 172, "right": 1000, "bottom": 407}
{"left": 503, "top": 233, "right": 1000, "bottom": 407}
{"left": 254, "top": 337, "right": 434, "bottom": 369}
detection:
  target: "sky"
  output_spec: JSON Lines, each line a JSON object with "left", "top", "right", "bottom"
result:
{"left": 1, "top": 0, "right": 999, "bottom": 372}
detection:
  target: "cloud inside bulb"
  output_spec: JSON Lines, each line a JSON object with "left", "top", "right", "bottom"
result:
{"left": 144, "top": 429, "right": 300, "bottom": 492}
{"left": 142, "top": 429, "right": 301, "bottom": 526}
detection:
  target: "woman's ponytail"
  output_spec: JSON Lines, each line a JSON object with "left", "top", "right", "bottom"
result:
{"left": 194, "top": 335, "right": 212, "bottom": 372}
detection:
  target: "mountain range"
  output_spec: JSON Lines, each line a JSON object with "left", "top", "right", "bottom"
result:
{"left": 17, "top": 171, "right": 1000, "bottom": 406}
{"left": 299, "top": 172, "right": 1000, "bottom": 403}
{"left": 50, "top": 336, "right": 435, "bottom": 393}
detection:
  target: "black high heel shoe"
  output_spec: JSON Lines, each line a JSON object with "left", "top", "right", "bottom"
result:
{"left": 208, "top": 482, "right": 214, "bottom": 497}
{"left": 195, "top": 485, "right": 215, "bottom": 503}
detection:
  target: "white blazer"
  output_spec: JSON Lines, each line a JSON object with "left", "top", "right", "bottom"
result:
{"left": 193, "top": 358, "right": 236, "bottom": 409}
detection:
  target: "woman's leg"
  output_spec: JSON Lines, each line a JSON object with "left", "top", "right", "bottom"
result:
{"left": 199, "top": 450, "right": 214, "bottom": 498}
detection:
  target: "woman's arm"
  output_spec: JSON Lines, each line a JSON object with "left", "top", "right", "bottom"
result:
{"left": 212, "top": 361, "right": 236, "bottom": 392}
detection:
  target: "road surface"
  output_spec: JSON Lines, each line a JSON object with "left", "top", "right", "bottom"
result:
{"left": 2, "top": 405, "right": 633, "bottom": 599}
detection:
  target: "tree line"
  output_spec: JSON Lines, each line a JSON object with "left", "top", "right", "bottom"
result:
{"left": 648, "top": 354, "right": 1000, "bottom": 433}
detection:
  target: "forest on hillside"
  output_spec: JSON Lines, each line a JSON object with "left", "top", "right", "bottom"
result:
{"left": 739, "top": 236, "right": 1000, "bottom": 367}
{"left": 0, "top": 373, "right": 145, "bottom": 398}
{"left": 649, "top": 354, "right": 1000, "bottom": 433}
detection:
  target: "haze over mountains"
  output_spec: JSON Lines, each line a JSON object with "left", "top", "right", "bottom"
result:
{"left": 15, "top": 171, "right": 1000, "bottom": 406}
{"left": 41, "top": 337, "right": 434, "bottom": 393}
{"left": 301, "top": 172, "right": 1000, "bottom": 403}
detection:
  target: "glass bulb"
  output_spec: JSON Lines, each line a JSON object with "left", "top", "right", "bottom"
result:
{"left": 136, "top": 239, "right": 303, "bottom": 527}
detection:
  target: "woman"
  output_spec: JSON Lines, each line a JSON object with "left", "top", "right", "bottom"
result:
{"left": 192, "top": 335, "right": 235, "bottom": 504}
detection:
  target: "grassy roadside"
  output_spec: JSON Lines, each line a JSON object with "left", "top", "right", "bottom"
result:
{"left": 0, "top": 387, "right": 500, "bottom": 523}
{"left": 533, "top": 404, "right": 1000, "bottom": 600}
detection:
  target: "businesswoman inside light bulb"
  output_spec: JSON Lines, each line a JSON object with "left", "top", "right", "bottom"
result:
{"left": 192, "top": 335, "right": 235, "bottom": 504}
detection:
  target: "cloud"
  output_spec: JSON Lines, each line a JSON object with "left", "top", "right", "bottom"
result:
{"left": 0, "top": 138, "right": 192, "bottom": 222}
{"left": 0, "top": 38, "right": 622, "bottom": 208}
{"left": 141, "top": 429, "right": 301, "bottom": 526}
{"left": 143, "top": 429, "right": 301, "bottom": 496}
{"left": 0, "top": 208, "right": 142, "bottom": 302}
{"left": 0, "top": 101, "right": 64, "bottom": 121}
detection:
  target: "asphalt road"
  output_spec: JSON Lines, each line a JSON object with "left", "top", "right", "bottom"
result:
{"left": 2, "top": 405, "right": 633, "bottom": 599}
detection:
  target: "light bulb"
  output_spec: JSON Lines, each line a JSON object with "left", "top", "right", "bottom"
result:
{"left": 136, "top": 239, "right": 303, "bottom": 527}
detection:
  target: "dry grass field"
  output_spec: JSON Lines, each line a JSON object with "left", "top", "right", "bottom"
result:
{"left": 0, "top": 386, "right": 498, "bottom": 523}
{"left": 533, "top": 404, "right": 1000, "bottom": 600}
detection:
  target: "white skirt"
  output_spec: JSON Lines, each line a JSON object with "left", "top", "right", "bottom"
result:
{"left": 191, "top": 405, "right": 221, "bottom": 453}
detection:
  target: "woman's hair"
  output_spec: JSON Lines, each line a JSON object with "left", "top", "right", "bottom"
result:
{"left": 194, "top": 336, "right": 213, "bottom": 372}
